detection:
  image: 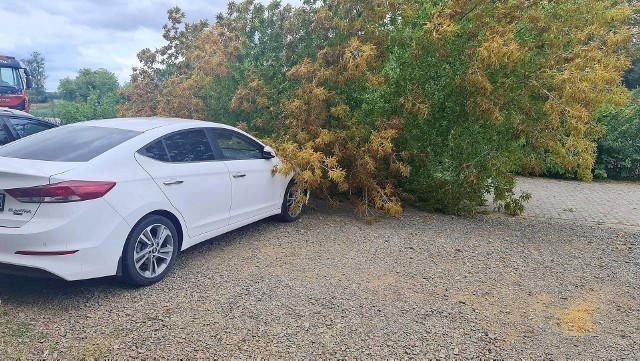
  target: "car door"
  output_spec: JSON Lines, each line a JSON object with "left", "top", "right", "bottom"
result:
{"left": 5, "top": 116, "right": 55, "bottom": 140}
{"left": 135, "top": 128, "right": 232, "bottom": 237}
{"left": 210, "top": 128, "right": 284, "bottom": 225}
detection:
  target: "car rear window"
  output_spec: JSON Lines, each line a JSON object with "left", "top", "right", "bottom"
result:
{"left": 0, "top": 125, "right": 141, "bottom": 162}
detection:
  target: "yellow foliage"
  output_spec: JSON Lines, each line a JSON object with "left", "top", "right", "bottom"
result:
{"left": 424, "top": 11, "right": 460, "bottom": 41}
{"left": 188, "top": 26, "right": 245, "bottom": 79}
{"left": 451, "top": 0, "right": 635, "bottom": 180}
{"left": 330, "top": 104, "right": 350, "bottom": 120}
{"left": 271, "top": 51, "right": 410, "bottom": 216}
{"left": 342, "top": 38, "right": 378, "bottom": 80}
{"left": 118, "top": 69, "right": 159, "bottom": 117}
{"left": 230, "top": 73, "right": 270, "bottom": 113}
{"left": 476, "top": 25, "right": 526, "bottom": 69}
{"left": 287, "top": 58, "right": 315, "bottom": 80}
{"left": 157, "top": 76, "right": 205, "bottom": 119}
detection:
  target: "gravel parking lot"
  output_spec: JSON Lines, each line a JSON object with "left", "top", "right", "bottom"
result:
{"left": 0, "top": 203, "right": 638, "bottom": 359}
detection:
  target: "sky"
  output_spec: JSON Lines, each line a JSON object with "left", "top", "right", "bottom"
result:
{"left": 1, "top": 0, "right": 297, "bottom": 91}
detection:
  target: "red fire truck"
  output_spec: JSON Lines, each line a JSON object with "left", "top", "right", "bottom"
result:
{"left": 0, "top": 55, "right": 33, "bottom": 112}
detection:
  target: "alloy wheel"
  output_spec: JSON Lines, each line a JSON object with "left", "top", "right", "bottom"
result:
{"left": 286, "top": 186, "right": 307, "bottom": 218}
{"left": 133, "top": 224, "right": 174, "bottom": 278}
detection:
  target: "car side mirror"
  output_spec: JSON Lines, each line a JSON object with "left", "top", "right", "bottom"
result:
{"left": 262, "top": 146, "right": 276, "bottom": 159}
{"left": 25, "top": 76, "right": 33, "bottom": 90}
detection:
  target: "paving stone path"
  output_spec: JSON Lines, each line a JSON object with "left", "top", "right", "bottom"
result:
{"left": 515, "top": 177, "right": 640, "bottom": 228}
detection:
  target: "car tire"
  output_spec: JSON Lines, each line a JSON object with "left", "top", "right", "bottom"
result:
{"left": 277, "top": 181, "right": 307, "bottom": 222}
{"left": 121, "top": 215, "right": 179, "bottom": 286}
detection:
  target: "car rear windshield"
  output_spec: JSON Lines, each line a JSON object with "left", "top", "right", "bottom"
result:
{"left": 0, "top": 125, "right": 141, "bottom": 162}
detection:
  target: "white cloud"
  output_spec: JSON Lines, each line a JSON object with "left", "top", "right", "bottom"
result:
{"left": 0, "top": 0, "right": 300, "bottom": 91}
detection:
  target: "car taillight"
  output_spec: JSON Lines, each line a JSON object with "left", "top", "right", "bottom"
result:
{"left": 5, "top": 181, "right": 116, "bottom": 203}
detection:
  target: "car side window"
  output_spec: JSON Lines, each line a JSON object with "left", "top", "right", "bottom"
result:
{"left": 0, "top": 121, "right": 10, "bottom": 145}
{"left": 140, "top": 129, "right": 216, "bottom": 163}
{"left": 140, "top": 140, "right": 171, "bottom": 162}
{"left": 7, "top": 117, "right": 54, "bottom": 138}
{"left": 212, "top": 130, "right": 263, "bottom": 160}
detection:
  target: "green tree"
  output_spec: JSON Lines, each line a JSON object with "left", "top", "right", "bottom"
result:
{"left": 58, "top": 68, "right": 119, "bottom": 103}
{"left": 624, "top": 59, "right": 640, "bottom": 89}
{"left": 375, "top": 0, "right": 633, "bottom": 213}
{"left": 56, "top": 68, "right": 121, "bottom": 123}
{"left": 594, "top": 90, "right": 640, "bottom": 180}
{"left": 21, "top": 51, "right": 48, "bottom": 103}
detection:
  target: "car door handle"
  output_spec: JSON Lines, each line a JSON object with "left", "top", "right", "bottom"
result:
{"left": 232, "top": 173, "right": 246, "bottom": 178}
{"left": 163, "top": 180, "right": 184, "bottom": 185}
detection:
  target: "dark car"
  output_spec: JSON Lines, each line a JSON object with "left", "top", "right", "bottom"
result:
{"left": 0, "top": 107, "right": 57, "bottom": 146}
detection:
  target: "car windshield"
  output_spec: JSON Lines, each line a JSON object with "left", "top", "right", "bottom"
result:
{"left": 0, "top": 67, "right": 23, "bottom": 90}
{"left": 0, "top": 125, "right": 141, "bottom": 162}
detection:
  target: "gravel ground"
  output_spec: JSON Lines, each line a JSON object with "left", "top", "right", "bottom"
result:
{"left": 0, "top": 204, "right": 638, "bottom": 359}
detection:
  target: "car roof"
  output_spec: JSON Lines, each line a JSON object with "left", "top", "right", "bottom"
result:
{"left": 0, "top": 107, "right": 35, "bottom": 118}
{"left": 74, "top": 117, "right": 234, "bottom": 132}
{"left": 0, "top": 107, "right": 59, "bottom": 126}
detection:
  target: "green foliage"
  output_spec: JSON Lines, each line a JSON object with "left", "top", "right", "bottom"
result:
{"left": 56, "top": 91, "right": 120, "bottom": 124}
{"left": 26, "top": 88, "right": 48, "bottom": 104}
{"left": 28, "top": 104, "right": 57, "bottom": 119}
{"left": 368, "top": 0, "right": 633, "bottom": 213}
{"left": 46, "top": 91, "right": 60, "bottom": 101}
{"left": 201, "top": 75, "right": 241, "bottom": 125}
{"left": 29, "top": 102, "right": 67, "bottom": 121}
{"left": 369, "top": 6, "right": 517, "bottom": 213}
{"left": 54, "top": 68, "right": 121, "bottom": 123}
{"left": 624, "top": 59, "right": 640, "bottom": 89}
{"left": 58, "top": 68, "right": 119, "bottom": 103}
{"left": 594, "top": 91, "right": 640, "bottom": 180}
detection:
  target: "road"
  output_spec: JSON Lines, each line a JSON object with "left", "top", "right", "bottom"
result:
{"left": 516, "top": 177, "right": 640, "bottom": 228}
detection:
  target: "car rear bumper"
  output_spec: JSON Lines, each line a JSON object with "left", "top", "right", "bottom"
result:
{"left": 0, "top": 262, "right": 63, "bottom": 279}
{"left": 0, "top": 199, "right": 131, "bottom": 281}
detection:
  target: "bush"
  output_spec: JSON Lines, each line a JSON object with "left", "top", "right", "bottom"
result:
{"left": 594, "top": 92, "right": 640, "bottom": 180}
{"left": 55, "top": 91, "right": 120, "bottom": 124}
{"left": 27, "top": 88, "right": 48, "bottom": 104}
{"left": 119, "top": 1, "right": 635, "bottom": 216}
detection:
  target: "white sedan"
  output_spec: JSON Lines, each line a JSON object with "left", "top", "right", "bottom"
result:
{"left": 0, "top": 118, "right": 305, "bottom": 285}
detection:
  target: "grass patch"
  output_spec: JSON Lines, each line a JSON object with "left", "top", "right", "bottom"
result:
{"left": 0, "top": 310, "right": 50, "bottom": 359}
{"left": 9, "top": 321, "right": 32, "bottom": 338}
